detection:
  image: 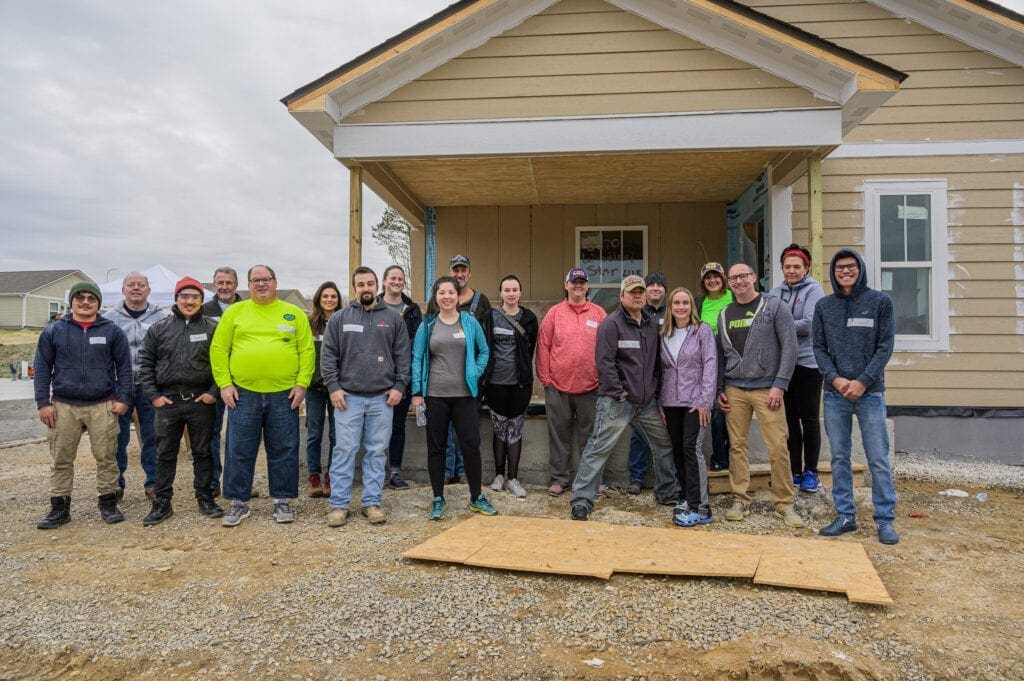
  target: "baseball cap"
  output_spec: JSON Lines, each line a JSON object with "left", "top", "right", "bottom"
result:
{"left": 620, "top": 275, "right": 646, "bottom": 293}
{"left": 565, "top": 267, "right": 588, "bottom": 282}
{"left": 700, "top": 262, "right": 725, "bottom": 279}
{"left": 449, "top": 255, "right": 470, "bottom": 268}
{"left": 644, "top": 270, "right": 667, "bottom": 288}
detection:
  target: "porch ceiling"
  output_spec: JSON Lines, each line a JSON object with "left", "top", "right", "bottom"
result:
{"left": 382, "top": 149, "right": 787, "bottom": 206}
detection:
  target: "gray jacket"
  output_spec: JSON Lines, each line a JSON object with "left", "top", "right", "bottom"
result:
{"left": 103, "top": 302, "right": 169, "bottom": 378}
{"left": 321, "top": 300, "right": 411, "bottom": 396}
{"left": 716, "top": 295, "right": 798, "bottom": 392}
{"left": 767, "top": 275, "right": 824, "bottom": 368}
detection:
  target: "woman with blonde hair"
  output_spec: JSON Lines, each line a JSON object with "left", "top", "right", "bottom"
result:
{"left": 659, "top": 287, "right": 717, "bottom": 526}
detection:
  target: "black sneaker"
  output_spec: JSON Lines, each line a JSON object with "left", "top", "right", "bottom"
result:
{"left": 37, "top": 496, "right": 71, "bottom": 530}
{"left": 142, "top": 499, "right": 174, "bottom": 526}
{"left": 570, "top": 505, "right": 589, "bottom": 522}
{"left": 388, "top": 473, "right": 410, "bottom": 490}
{"left": 98, "top": 493, "right": 125, "bottom": 524}
{"left": 197, "top": 497, "right": 225, "bottom": 518}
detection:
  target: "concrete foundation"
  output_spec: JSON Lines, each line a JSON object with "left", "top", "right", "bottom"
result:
{"left": 893, "top": 415, "right": 1023, "bottom": 466}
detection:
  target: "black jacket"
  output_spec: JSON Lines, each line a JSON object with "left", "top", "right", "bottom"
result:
{"left": 138, "top": 305, "right": 220, "bottom": 401}
{"left": 200, "top": 293, "right": 241, "bottom": 320}
{"left": 595, "top": 304, "right": 662, "bottom": 405}
{"left": 481, "top": 306, "right": 538, "bottom": 389}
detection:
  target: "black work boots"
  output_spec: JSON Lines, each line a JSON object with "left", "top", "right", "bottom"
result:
{"left": 197, "top": 496, "right": 224, "bottom": 518}
{"left": 98, "top": 492, "right": 125, "bottom": 524}
{"left": 142, "top": 498, "right": 174, "bottom": 526}
{"left": 37, "top": 496, "right": 71, "bottom": 529}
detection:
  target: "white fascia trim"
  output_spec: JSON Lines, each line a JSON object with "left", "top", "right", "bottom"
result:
{"left": 866, "top": 0, "right": 1024, "bottom": 67}
{"left": 606, "top": 0, "right": 851, "bottom": 103}
{"left": 334, "top": 108, "right": 843, "bottom": 159}
{"left": 327, "top": 0, "right": 560, "bottom": 123}
{"left": 831, "top": 139, "right": 1024, "bottom": 158}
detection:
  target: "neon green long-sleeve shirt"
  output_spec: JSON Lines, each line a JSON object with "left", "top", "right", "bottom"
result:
{"left": 210, "top": 299, "right": 314, "bottom": 392}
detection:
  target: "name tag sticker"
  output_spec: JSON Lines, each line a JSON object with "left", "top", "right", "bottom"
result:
{"left": 494, "top": 327, "right": 514, "bottom": 336}
{"left": 453, "top": 332, "right": 466, "bottom": 339}
{"left": 378, "top": 355, "right": 385, "bottom": 363}
{"left": 189, "top": 333, "right": 208, "bottom": 342}
{"left": 278, "top": 325, "right": 296, "bottom": 334}
{"left": 89, "top": 336, "right": 107, "bottom": 345}
{"left": 848, "top": 318, "right": 875, "bottom": 328}
{"left": 315, "top": 334, "right": 324, "bottom": 342}
{"left": 618, "top": 340, "right": 640, "bottom": 349}
{"left": 586, "top": 319, "right": 599, "bottom": 329}
{"left": 343, "top": 324, "right": 363, "bottom": 333}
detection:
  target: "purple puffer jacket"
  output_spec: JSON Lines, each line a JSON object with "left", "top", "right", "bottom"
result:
{"left": 658, "top": 323, "right": 717, "bottom": 411}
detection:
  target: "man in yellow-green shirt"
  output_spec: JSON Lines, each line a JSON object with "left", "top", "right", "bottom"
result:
{"left": 210, "top": 264, "right": 314, "bottom": 527}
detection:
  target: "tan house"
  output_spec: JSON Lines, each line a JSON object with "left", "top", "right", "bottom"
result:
{"left": 282, "top": 0, "right": 1024, "bottom": 459}
{"left": 0, "top": 270, "right": 93, "bottom": 329}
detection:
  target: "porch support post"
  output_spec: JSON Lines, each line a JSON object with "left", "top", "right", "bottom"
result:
{"left": 349, "top": 166, "right": 363, "bottom": 275}
{"left": 807, "top": 153, "right": 823, "bottom": 283}
{"left": 424, "top": 207, "right": 437, "bottom": 294}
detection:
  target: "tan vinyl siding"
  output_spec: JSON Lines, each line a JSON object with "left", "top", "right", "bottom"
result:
{"left": 744, "top": 0, "right": 1024, "bottom": 142}
{"left": 0, "top": 297, "right": 26, "bottom": 328}
{"left": 790, "top": 153, "right": 1024, "bottom": 408}
{"left": 431, "top": 202, "right": 727, "bottom": 303}
{"left": 342, "top": 0, "right": 824, "bottom": 125}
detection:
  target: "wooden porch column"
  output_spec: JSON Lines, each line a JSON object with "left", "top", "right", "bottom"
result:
{"left": 349, "top": 166, "right": 363, "bottom": 275}
{"left": 807, "top": 153, "right": 823, "bottom": 283}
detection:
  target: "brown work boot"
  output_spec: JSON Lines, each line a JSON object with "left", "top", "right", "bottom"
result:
{"left": 327, "top": 507, "right": 349, "bottom": 527}
{"left": 322, "top": 473, "right": 331, "bottom": 497}
{"left": 308, "top": 473, "right": 323, "bottom": 498}
{"left": 361, "top": 505, "right": 386, "bottom": 525}
{"left": 144, "top": 486, "right": 156, "bottom": 501}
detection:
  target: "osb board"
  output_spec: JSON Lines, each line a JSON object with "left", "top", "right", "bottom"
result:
{"left": 403, "top": 516, "right": 893, "bottom": 605}
{"left": 708, "top": 462, "right": 866, "bottom": 495}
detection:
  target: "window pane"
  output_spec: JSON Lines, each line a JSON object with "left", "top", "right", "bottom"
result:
{"left": 882, "top": 267, "right": 930, "bottom": 335}
{"left": 579, "top": 230, "right": 601, "bottom": 283}
{"left": 622, "top": 229, "right": 644, "bottom": 278}
{"left": 879, "top": 195, "right": 905, "bottom": 261}
{"left": 601, "top": 231, "right": 623, "bottom": 283}
{"left": 905, "top": 194, "right": 931, "bottom": 261}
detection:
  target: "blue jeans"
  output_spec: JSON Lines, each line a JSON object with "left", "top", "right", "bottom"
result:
{"left": 823, "top": 391, "right": 896, "bottom": 524}
{"left": 304, "top": 388, "right": 336, "bottom": 475}
{"left": 209, "top": 398, "right": 226, "bottom": 489}
{"left": 116, "top": 382, "right": 158, "bottom": 489}
{"left": 224, "top": 387, "right": 299, "bottom": 502}
{"left": 328, "top": 393, "right": 392, "bottom": 508}
{"left": 571, "top": 397, "right": 679, "bottom": 512}
{"left": 388, "top": 392, "right": 412, "bottom": 470}
{"left": 444, "top": 422, "right": 465, "bottom": 479}
{"left": 627, "top": 426, "right": 649, "bottom": 483}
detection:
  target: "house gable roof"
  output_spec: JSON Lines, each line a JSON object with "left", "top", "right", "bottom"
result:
{"left": 0, "top": 270, "right": 88, "bottom": 295}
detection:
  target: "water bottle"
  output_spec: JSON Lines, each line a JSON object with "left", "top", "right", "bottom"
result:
{"left": 416, "top": 404, "right": 427, "bottom": 427}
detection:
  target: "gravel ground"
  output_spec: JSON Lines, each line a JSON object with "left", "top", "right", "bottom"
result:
{"left": 0, "top": 443, "right": 1021, "bottom": 680}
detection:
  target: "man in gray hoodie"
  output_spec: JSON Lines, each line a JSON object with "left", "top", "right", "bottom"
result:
{"left": 321, "top": 266, "right": 411, "bottom": 527}
{"left": 716, "top": 263, "right": 801, "bottom": 528}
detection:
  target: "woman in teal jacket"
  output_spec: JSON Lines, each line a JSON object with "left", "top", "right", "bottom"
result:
{"left": 411, "top": 276, "right": 497, "bottom": 521}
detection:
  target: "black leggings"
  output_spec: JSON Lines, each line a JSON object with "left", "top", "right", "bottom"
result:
{"left": 784, "top": 364, "right": 823, "bottom": 475}
{"left": 425, "top": 396, "right": 482, "bottom": 500}
{"left": 664, "top": 406, "right": 706, "bottom": 513}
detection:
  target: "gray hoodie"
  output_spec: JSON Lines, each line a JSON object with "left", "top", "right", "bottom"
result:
{"left": 766, "top": 274, "right": 823, "bottom": 368}
{"left": 716, "top": 295, "right": 798, "bottom": 392}
{"left": 103, "top": 302, "right": 169, "bottom": 377}
{"left": 321, "top": 300, "right": 411, "bottom": 396}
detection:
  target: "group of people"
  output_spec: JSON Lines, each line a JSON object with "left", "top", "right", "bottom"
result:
{"left": 33, "top": 246, "right": 899, "bottom": 544}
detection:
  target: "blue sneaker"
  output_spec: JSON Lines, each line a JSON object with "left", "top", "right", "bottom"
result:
{"left": 429, "top": 496, "right": 446, "bottom": 521}
{"left": 877, "top": 521, "right": 900, "bottom": 545}
{"left": 793, "top": 474, "right": 802, "bottom": 488}
{"left": 468, "top": 494, "right": 498, "bottom": 516}
{"left": 696, "top": 513, "right": 713, "bottom": 525}
{"left": 674, "top": 510, "right": 702, "bottom": 527}
{"left": 800, "top": 470, "right": 820, "bottom": 493}
{"left": 819, "top": 515, "right": 858, "bottom": 536}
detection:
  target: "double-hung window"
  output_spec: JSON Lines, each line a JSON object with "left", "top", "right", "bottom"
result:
{"left": 576, "top": 226, "right": 648, "bottom": 311}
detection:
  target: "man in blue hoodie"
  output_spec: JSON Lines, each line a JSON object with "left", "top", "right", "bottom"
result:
{"left": 812, "top": 249, "right": 899, "bottom": 545}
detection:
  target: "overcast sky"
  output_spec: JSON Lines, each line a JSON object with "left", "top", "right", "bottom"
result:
{"left": 2, "top": 1, "right": 1022, "bottom": 298}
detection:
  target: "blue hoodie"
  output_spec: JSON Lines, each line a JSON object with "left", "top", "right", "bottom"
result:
{"left": 811, "top": 249, "right": 894, "bottom": 394}
{"left": 34, "top": 315, "right": 133, "bottom": 408}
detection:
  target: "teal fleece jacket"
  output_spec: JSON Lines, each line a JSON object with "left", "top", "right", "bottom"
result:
{"left": 411, "top": 312, "right": 489, "bottom": 398}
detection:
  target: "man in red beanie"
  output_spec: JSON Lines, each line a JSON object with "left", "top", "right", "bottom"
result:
{"left": 136, "top": 277, "right": 223, "bottom": 524}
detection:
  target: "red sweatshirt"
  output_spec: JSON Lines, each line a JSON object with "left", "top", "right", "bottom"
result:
{"left": 535, "top": 300, "right": 607, "bottom": 395}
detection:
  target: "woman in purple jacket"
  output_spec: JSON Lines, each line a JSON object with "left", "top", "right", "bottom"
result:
{"left": 659, "top": 287, "right": 718, "bottom": 527}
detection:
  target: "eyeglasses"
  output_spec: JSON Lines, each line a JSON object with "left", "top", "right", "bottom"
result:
{"left": 176, "top": 293, "right": 202, "bottom": 301}
{"left": 727, "top": 272, "right": 755, "bottom": 283}
{"left": 73, "top": 293, "right": 98, "bottom": 303}
{"left": 834, "top": 263, "right": 859, "bottom": 272}
{"left": 249, "top": 277, "right": 274, "bottom": 285}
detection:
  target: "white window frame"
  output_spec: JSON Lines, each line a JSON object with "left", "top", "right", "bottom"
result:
{"left": 575, "top": 225, "right": 649, "bottom": 291}
{"left": 863, "top": 179, "right": 949, "bottom": 352}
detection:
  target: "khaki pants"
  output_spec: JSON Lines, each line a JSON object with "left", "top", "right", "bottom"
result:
{"left": 47, "top": 401, "right": 120, "bottom": 496}
{"left": 724, "top": 386, "right": 793, "bottom": 510}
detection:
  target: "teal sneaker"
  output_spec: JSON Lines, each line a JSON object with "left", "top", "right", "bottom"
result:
{"left": 468, "top": 494, "right": 498, "bottom": 516}
{"left": 429, "top": 496, "right": 446, "bottom": 521}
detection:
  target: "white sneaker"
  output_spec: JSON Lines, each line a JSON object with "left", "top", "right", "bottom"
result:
{"left": 490, "top": 474, "right": 506, "bottom": 492}
{"left": 505, "top": 478, "right": 526, "bottom": 499}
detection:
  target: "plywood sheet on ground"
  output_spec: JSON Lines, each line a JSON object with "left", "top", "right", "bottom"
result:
{"left": 403, "top": 516, "right": 892, "bottom": 605}
{"left": 708, "top": 462, "right": 866, "bottom": 495}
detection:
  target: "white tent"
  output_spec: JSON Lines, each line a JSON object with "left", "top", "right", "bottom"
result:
{"left": 99, "top": 264, "right": 212, "bottom": 309}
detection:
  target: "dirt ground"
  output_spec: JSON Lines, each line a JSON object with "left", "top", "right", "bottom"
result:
{"left": 0, "top": 437, "right": 1021, "bottom": 681}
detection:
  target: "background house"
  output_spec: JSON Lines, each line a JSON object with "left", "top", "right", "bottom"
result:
{"left": 0, "top": 269, "right": 92, "bottom": 328}
{"left": 283, "top": 0, "right": 1024, "bottom": 460}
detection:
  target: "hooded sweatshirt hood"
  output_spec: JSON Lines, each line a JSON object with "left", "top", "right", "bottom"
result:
{"left": 829, "top": 248, "right": 869, "bottom": 299}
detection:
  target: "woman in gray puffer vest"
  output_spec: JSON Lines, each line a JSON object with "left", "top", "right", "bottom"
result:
{"left": 767, "top": 244, "right": 824, "bottom": 494}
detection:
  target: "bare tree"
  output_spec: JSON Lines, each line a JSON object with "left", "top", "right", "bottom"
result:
{"left": 370, "top": 206, "right": 412, "bottom": 277}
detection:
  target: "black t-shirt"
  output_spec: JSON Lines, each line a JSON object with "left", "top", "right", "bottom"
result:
{"left": 123, "top": 305, "right": 147, "bottom": 319}
{"left": 723, "top": 295, "right": 762, "bottom": 357}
